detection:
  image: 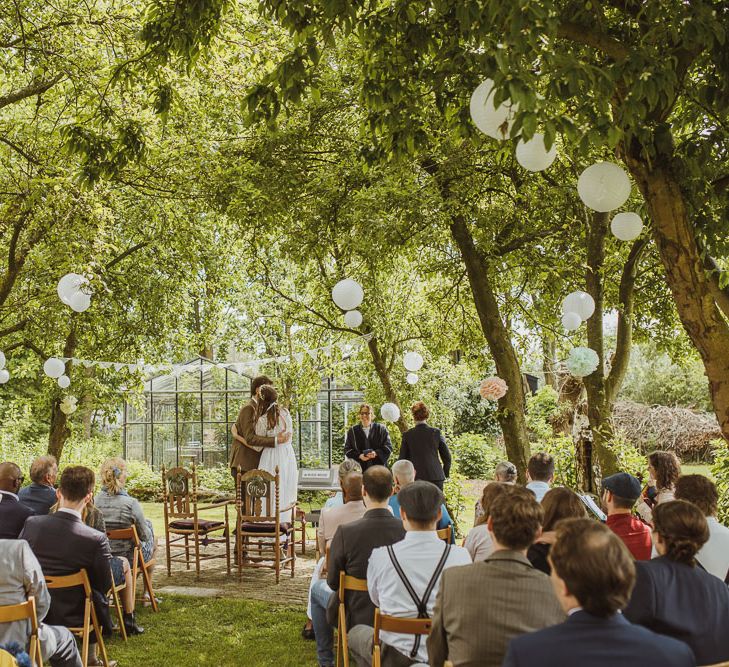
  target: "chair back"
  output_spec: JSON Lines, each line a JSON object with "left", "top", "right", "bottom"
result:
{"left": 0, "top": 597, "right": 41, "bottom": 667}
{"left": 235, "top": 467, "right": 280, "bottom": 521}
{"left": 373, "top": 608, "right": 432, "bottom": 639}
{"left": 107, "top": 524, "right": 142, "bottom": 548}
{"left": 436, "top": 525, "right": 452, "bottom": 543}
{"left": 338, "top": 571, "right": 368, "bottom": 603}
{"left": 45, "top": 570, "right": 93, "bottom": 598}
{"left": 161, "top": 463, "right": 197, "bottom": 519}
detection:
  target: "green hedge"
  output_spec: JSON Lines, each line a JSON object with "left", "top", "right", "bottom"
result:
{"left": 449, "top": 432, "right": 504, "bottom": 480}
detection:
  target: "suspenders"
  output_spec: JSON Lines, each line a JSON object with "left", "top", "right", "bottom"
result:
{"left": 386, "top": 542, "right": 451, "bottom": 658}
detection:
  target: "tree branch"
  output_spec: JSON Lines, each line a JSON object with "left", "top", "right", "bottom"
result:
{"left": 0, "top": 73, "right": 64, "bottom": 110}
{"left": 556, "top": 21, "right": 630, "bottom": 61}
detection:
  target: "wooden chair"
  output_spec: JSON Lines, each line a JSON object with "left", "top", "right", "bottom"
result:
{"left": 106, "top": 525, "right": 159, "bottom": 612}
{"left": 372, "top": 608, "right": 432, "bottom": 667}
{"left": 235, "top": 466, "right": 296, "bottom": 583}
{"left": 296, "top": 507, "right": 308, "bottom": 554}
{"left": 45, "top": 570, "right": 110, "bottom": 667}
{"left": 436, "top": 525, "right": 452, "bottom": 543}
{"left": 0, "top": 597, "right": 43, "bottom": 667}
{"left": 162, "top": 461, "right": 231, "bottom": 578}
{"left": 335, "top": 572, "right": 368, "bottom": 667}
{"left": 106, "top": 567, "right": 127, "bottom": 642}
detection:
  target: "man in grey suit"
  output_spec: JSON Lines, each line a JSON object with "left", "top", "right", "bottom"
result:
{"left": 427, "top": 486, "right": 564, "bottom": 667}
{"left": 0, "top": 539, "right": 82, "bottom": 667}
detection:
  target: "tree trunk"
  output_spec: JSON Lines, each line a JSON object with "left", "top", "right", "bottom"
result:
{"left": 47, "top": 329, "right": 76, "bottom": 460}
{"left": 542, "top": 335, "right": 558, "bottom": 390}
{"left": 366, "top": 336, "right": 409, "bottom": 435}
{"left": 624, "top": 153, "right": 729, "bottom": 442}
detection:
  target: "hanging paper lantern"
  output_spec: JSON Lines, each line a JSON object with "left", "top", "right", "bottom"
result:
{"left": 57, "top": 273, "right": 87, "bottom": 305}
{"left": 403, "top": 351, "right": 424, "bottom": 372}
{"left": 577, "top": 162, "right": 632, "bottom": 212}
{"left": 566, "top": 347, "right": 600, "bottom": 378}
{"left": 610, "top": 212, "right": 643, "bottom": 241}
{"left": 68, "top": 289, "right": 91, "bottom": 313}
{"left": 60, "top": 396, "right": 78, "bottom": 415}
{"left": 58, "top": 375, "right": 71, "bottom": 389}
{"left": 562, "top": 291, "right": 596, "bottom": 321}
{"left": 406, "top": 373, "right": 419, "bottom": 385}
{"left": 343, "top": 310, "right": 363, "bottom": 328}
{"left": 0, "top": 369, "right": 9, "bottom": 384}
{"left": 469, "top": 79, "right": 519, "bottom": 141}
{"left": 515, "top": 133, "right": 558, "bottom": 171}
{"left": 479, "top": 377, "right": 508, "bottom": 401}
{"left": 0, "top": 350, "right": 5, "bottom": 370}
{"left": 43, "top": 357, "right": 65, "bottom": 379}
{"left": 332, "top": 279, "right": 364, "bottom": 311}
{"left": 381, "top": 402, "right": 401, "bottom": 422}
{"left": 561, "top": 312, "right": 582, "bottom": 331}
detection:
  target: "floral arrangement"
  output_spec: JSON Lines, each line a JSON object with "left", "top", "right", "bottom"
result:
{"left": 479, "top": 377, "right": 508, "bottom": 401}
{"left": 566, "top": 347, "right": 600, "bottom": 378}
{"left": 60, "top": 395, "right": 78, "bottom": 415}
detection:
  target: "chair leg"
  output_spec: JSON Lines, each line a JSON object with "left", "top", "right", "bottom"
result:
{"left": 111, "top": 586, "right": 127, "bottom": 641}
{"left": 225, "top": 525, "right": 231, "bottom": 575}
{"left": 81, "top": 601, "right": 91, "bottom": 667}
{"left": 91, "top": 604, "right": 111, "bottom": 667}
{"left": 165, "top": 529, "right": 172, "bottom": 577}
{"left": 194, "top": 531, "right": 201, "bottom": 579}
{"left": 275, "top": 534, "right": 280, "bottom": 584}
{"left": 140, "top": 552, "right": 159, "bottom": 613}
{"left": 184, "top": 534, "right": 190, "bottom": 570}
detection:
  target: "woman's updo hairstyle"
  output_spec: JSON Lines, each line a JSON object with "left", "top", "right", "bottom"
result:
{"left": 411, "top": 401, "right": 429, "bottom": 422}
{"left": 99, "top": 457, "right": 126, "bottom": 495}
{"left": 653, "top": 500, "right": 709, "bottom": 566}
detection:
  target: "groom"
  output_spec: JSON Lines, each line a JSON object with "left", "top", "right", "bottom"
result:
{"left": 229, "top": 375, "right": 292, "bottom": 480}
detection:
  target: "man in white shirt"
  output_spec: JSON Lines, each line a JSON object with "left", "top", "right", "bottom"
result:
{"left": 525, "top": 452, "right": 554, "bottom": 502}
{"left": 348, "top": 481, "right": 471, "bottom": 666}
{"left": 675, "top": 474, "right": 729, "bottom": 581}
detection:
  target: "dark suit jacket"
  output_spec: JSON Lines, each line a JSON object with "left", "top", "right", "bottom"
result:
{"left": 399, "top": 423, "right": 451, "bottom": 482}
{"left": 0, "top": 492, "right": 34, "bottom": 539}
{"left": 229, "top": 398, "right": 276, "bottom": 473}
{"left": 20, "top": 511, "right": 113, "bottom": 630}
{"left": 502, "top": 610, "right": 696, "bottom": 667}
{"left": 344, "top": 422, "right": 392, "bottom": 471}
{"left": 18, "top": 483, "right": 57, "bottom": 515}
{"left": 326, "top": 508, "right": 406, "bottom": 627}
{"left": 623, "top": 555, "right": 729, "bottom": 665}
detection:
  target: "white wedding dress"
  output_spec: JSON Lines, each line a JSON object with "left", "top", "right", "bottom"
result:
{"left": 256, "top": 408, "right": 298, "bottom": 519}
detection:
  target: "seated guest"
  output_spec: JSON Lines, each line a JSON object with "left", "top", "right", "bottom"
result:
{"left": 502, "top": 519, "right": 695, "bottom": 667}
{"left": 18, "top": 455, "right": 58, "bottom": 515}
{"left": 349, "top": 481, "right": 471, "bottom": 666}
{"left": 675, "top": 473, "right": 729, "bottom": 581}
{"left": 0, "top": 539, "right": 83, "bottom": 667}
{"left": 429, "top": 487, "right": 564, "bottom": 667}
{"left": 474, "top": 462, "right": 517, "bottom": 523}
{"left": 317, "top": 472, "right": 366, "bottom": 555}
{"left": 398, "top": 401, "right": 451, "bottom": 491}
{"left": 525, "top": 452, "right": 554, "bottom": 502}
{"left": 527, "top": 487, "right": 586, "bottom": 574}
{"left": 463, "top": 482, "right": 510, "bottom": 562}
{"left": 0, "top": 462, "right": 34, "bottom": 539}
{"left": 624, "top": 500, "right": 729, "bottom": 665}
{"left": 310, "top": 466, "right": 405, "bottom": 667}
{"left": 390, "top": 460, "right": 454, "bottom": 542}
{"left": 20, "top": 466, "right": 123, "bottom": 666}
{"left": 323, "top": 460, "right": 362, "bottom": 510}
{"left": 636, "top": 450, "right": 680, "bottom": 524}
{"left": 601, "top": 472, "right": 652, "bottom": 560}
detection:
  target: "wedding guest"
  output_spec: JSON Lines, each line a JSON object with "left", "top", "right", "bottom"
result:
{"left": 398, "top": 402, "right": 451, "bottom": 490}
{"left": 527, "top": 487, "right": 587, "bottom": 574}
{"left": 473, "top": 461, "right": 517, "bottom": 522}
{"left": 502, "top": 519, "right": 695, "bottom": 667}
{"left": 675, "top": 474, "right": 729, "bottom": 580}
{"left": 344, "top": 404, "right": 392, "bottom": 471}
{"left": 624, "top": 500, "right": 729, "bottom": 665}
{"left": 0, "top": 462, "right": 34, "bottom": 539}
{"left": 463, "top": 482, "right": 510, "bottom": 562}
{"left": 349, "top": 482, "right": 471, "bottom": 666}
{"left": 18, "top": 455, "right": 58, "bottom": 515}
{"left": 317, "top": 472, "right": 366, "bottom": 555}
{"left": 636, "top": 450, "right": 680, "bottom": 524}
{"left": 0, "top": 539, "right": 83, "bottom": 667}
{"left": 601, "top": 472, "right": 652, "bottom": 560}
{"left": 526, "top": 452, "right": 554, "bottom": 502}
{"left": 322, "top": 459, "right": 362, "bottom": 510}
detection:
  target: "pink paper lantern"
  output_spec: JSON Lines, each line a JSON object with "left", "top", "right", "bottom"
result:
{"left": 479, "top": 377, "right": 508, "bottom": 401}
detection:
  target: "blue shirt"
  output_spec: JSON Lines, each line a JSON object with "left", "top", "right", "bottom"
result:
{"left": 388, "top": 494, "right": 455, "bottom": 543}
{"left": 526, "top": 481, "right": 550, "bottom": 503}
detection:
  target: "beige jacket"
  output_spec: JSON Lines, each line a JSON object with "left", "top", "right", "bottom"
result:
{"left": 317, "top": 500, "right": 367, "bottom": 555}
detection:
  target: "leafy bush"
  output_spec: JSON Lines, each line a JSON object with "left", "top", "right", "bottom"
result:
{"left": 711, "top": 439, "right": 729, "bottom": 524}
{"left": 443, "top": 467, "right": 468, "bottom": 538}
{"left": 449, "top": 432, "right": 503, "bottom": 480}
{"left": 540, "top": 435, "right": 580, "bottom": 489}
{"left": 124, "top": 459, "right": 162, "bottom": 501}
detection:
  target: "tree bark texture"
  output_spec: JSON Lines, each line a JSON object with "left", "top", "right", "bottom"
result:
{"left": 47, "top": 329, "right": 76, "bottom": 460}
{"left": 542, "top": 335, "right": 558, "bottom": 390}
{"left": 366, "top": 336, "right": 409, "bottom": 435}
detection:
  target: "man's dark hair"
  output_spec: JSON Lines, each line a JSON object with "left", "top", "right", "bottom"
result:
{"left": 363, "top": 466, "right": 394, "bottom": 503}
{"left": 527, "top": 452, "right": 555, "bottom": 482}
{"left": 59, "top": 466, "right": 95, "bottom": 502}
{"left": 675, "top": 474, "right": 719, "bottom": 517}
{"left": 250, "top": 375, "right": 273, "bottom": 396}
{"left": 610, "top": 494, "right": 636, "bottom": 510}
{"left": 489, "top": 487, "right": 543, "bottom": 550}
{"left": 398, "top": 481, "right": 443, "bottom": 526}
{"left": 550, "top": 519, "right": 636, "bottom": 617}
{"left": 653, "top": 500, "right": 709, "bottom": 566}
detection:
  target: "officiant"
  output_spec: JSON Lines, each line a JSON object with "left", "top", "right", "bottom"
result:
{"left": 344, "top": 403, "right": 392, "bottom": 471}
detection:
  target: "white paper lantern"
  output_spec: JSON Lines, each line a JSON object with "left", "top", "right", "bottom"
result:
{"left": 577, "top": 162, "right": 632, "bottom": 212}
{"left": 403, "top": 351, "right": 424, "bottom": 372}
{"left": 332, "top": 279, "right": 364, "bottom": 311}
{"left": 610, "top": 212, "right": 643, "bottom": 241}
{"left": 0, "top": 369, "right": 9, "bottom": 384}
{"left": 515, "top": 133, "right": 558, "bottom": 172}
{"left": 68, "top": 289, "right": 91, "bottom": 313}
{"left": 406, "top": 373, "right": 419, "bottom": 385}
{"left": 561, "top": 312, "right": 582, "bottom": 331}
{"left": 0, "top": 351, "right": 5, "bottom": 370}
{"left": 57, "top": 273, "right": 87, "bottom": 305}
{"left": 562, "top": 291, "right": 596, "bottom": 320}
{"left": 343, "top": 310, "right": 363, "bottom": 328}
{"left": 381, "top": 402, "right": 401, "bottom": 422}
{"left": 469, "top": 79, "right": 519, "bottom": 141}
{"left": 43, "top": 357, "right": 65, "bottom": 379}
{"left": 58, "top": 374, "right": 71, "bottom": 389}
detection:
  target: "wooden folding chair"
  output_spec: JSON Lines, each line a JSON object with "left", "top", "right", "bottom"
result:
{"left": 372, "top": 608, "right": 432, "bottom": 667}
{"left": 106, "top": 566, "right": 127, "bottom": 642}
{"left": 335, "top": 572, "right": 368, "bottom": 667}
{"left": 0, "top": 596, "right": 43, "bottom": 666}
{"left": 106, "top": 525, "right": 158, "bottom": 612}
{"left": 436, "top": 525, "right": 452, "bottom": 544}
{"left": 45, "top": 570, "right": 110, "bottom": 667}
{"left": 162, "top": 461, "right": 231, "bottom": 578}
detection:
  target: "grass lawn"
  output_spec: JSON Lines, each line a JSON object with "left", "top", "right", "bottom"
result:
{"left": 682, "top": 463, "right": 713, "bottom": 478}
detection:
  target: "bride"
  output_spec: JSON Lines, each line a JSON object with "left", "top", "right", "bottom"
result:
{"left": 254, "top": 384, "right": 298, "bottom": 514}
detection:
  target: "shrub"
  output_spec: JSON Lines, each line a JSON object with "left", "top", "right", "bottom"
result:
{"left": 449, "top": 432, "right": 503, "bottom": 480}
{"left": 443, "top": 467, "right": 467, "bottom": 538}
{"left": 711, "top": 439, "right": 729, "bottom": 524}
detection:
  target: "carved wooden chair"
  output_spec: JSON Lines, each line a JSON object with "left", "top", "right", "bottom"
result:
{"left": 372, "top": 608, "right": 432, "bottom": 667}
{"left": 335, "top": 572, "right": 369, "bottom": 667}
{"left": 106, "top": 525, "right": 158, "bottom": 613}
{"left": 162, "top": 461, "right": 231, "bottom": 578}
{"left": 234, "top": 466, "right": 296, "bottom": 583}
{"left": 0, "top": 597, "right": 43, "bottom": 666}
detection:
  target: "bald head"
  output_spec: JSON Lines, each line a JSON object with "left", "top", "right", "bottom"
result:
{"left": 342, "top": 472, "right": 363, "bottom": 503}
{"left": 392, "top": 459, "right": 415, "bottom": 487}
{"left": 0, "top": 462, "right": 23, "bottom": 493}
